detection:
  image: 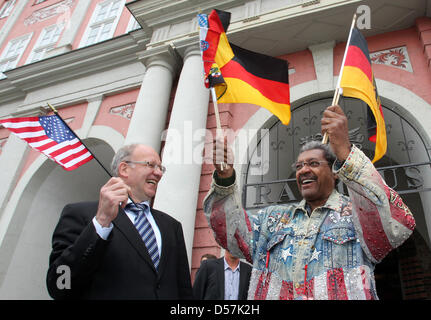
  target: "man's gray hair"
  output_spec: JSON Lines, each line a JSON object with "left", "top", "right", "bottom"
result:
{"left": 298, "top": 140, "right": 337, "bottom": 166}
{"left": 110, "top": 144, "right": 139, "bottom": 177}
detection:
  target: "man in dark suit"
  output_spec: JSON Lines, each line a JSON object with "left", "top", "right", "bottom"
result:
{"left": 193, "top": 250, "right": 251, "bottom": 300}
{"left": 46, "top": 144, "right": 193, "bottom": 299}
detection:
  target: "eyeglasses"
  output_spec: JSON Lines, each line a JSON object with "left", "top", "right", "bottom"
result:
{"left": 124, "top": 160, "right": 166, "bottom": 174}
{"left": 291, "top": 160, "right": 329, "bottom": 171}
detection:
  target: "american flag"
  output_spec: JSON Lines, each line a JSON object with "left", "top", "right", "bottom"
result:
{"left": 0, "top": 115, "right": 93, "bottom": 171}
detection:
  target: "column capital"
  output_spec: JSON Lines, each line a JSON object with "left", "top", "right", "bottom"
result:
{"left": 308, "top": 40, "right": 336, "bottom": 52}
{"left": 153, "top": 46, "right": 209, "bottom": 265}
{"left": 182, "top": 43, "right": 202, "bottom": 61}
{"left": 138, "top": 44, "right": 182, "bottom": 76}
{"left": 125, "top": 47, "right": 175, "bottom": 149}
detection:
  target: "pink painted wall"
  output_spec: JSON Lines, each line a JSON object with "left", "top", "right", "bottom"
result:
{"left": 0, "top": 126, "right": 9, "bottom": 140}
{"left": 417, "top": 17, "right": 431, "bottom": 68}
{"left": 93, "top": 87, "right": 140, "bottom": 137}
{"left": 0, "top": 0, "right": 11, "bottom": 31}
{"left": 1, "top": 0, "right": 140, "bottom": 181}
{"left": 0, "top": 0, "right": 136, "bottom": 70}
{"left": 116, "top": 0, "right": 136, "bottom": 35}
{"left": 0, "top": 0, "right": 79, "bottom": 67}
{"left": 71, "top": 0, "right": 136, "bottom": 50}
{"left": 281, "top": 49, "right": 317, "bottom": 87}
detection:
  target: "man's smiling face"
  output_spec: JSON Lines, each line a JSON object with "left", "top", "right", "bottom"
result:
{"left": 120, "top": 145, "right": 164, "bottom": 203}
{"left": 295, "top": 148, "right": 336, "bottom": 209}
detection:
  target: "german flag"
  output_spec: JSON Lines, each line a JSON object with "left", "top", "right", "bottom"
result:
{"left": 199, "top": 10, "right": 291, "bottom": 125}
{"left": 339, "top": 27, "right": 386, "bottom": 163}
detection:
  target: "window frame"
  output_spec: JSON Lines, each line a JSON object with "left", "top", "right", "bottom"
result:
{"left": 0, "top": 33, "right": 33, "bottom": 78}
{"left": 33, "top": 0, "right": 47, "bottom": 5}
{"left": 0, "top": 0, "right": 16, "bottom": 19}
{"left": 26, "top": 23, "right": 64, "bottom": 63}
{"left": 126, "top": 14, "right": 140, "bottom": 33}
{"left": 78, "top": 0, "right": 125, "bottom": 48}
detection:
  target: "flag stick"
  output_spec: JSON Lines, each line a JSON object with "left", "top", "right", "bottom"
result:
{"left": 322, "top": 13, "right": 357, "bottom": 145}
{"left": 210, "top": 88, "right": 226, "bottom": 171}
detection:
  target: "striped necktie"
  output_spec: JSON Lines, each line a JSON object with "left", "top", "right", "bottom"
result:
{"left": 127, "top": 202, "right": 160, "bottom": 270}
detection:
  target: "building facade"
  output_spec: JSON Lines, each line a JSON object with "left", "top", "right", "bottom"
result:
{"left": 0, "top": 0, "right": 430, "bottom": 299}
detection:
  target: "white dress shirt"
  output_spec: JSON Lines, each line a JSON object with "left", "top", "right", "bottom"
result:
{"left": 92, "top": 200, "right": 162, "bottom": 257}
{"left": 224, "top": 257, "right": 240, "bottom": 300}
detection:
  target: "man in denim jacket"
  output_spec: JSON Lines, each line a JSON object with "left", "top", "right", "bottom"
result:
{"left": 203, "top": 105, "right": 415, "bottom": 300}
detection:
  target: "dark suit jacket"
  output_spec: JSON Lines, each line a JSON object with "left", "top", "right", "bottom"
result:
{"left": 46, "top": 201, "right": 193, "bottom": 299}
{"left": 193, "top": 257, "right": 251, "bottom": 300}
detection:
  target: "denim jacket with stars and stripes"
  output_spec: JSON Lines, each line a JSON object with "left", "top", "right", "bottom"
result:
{"left": 203, "top": 145, "right": 415, "bottom": 300}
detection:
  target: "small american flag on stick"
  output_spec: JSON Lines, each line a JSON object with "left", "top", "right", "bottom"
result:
{"left": 0, "top": 113, "right": 93, "bottom": 171}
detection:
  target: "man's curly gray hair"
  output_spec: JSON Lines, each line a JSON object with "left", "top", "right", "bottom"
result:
{"left": 298, "top": 140, "right": 337, "bottom": 167}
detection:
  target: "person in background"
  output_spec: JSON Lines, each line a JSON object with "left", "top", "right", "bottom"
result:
{"left": 193, "top": 250, "right": 252, "bottom": 300}
{"left": 200, "top": 253, "right": 217, "bottom": 264}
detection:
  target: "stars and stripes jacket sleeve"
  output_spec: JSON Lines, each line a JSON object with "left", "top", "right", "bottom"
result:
{"left": 203, "top": 145, "right": 416, "bottom": 267}
{"left": 203, "top": 171, "right": 257, "bottom": 264}
{"left": 335, "top": 145, "right": 416, "bottom": 263}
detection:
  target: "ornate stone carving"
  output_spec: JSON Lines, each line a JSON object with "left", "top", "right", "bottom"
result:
{"left": 370, "top": 46, "right": 413, "bottom": 72}
{"left": 109, "top": 103, "right": 135, "bottom": 120}
{"left": 24, "top": 0, "right": 75, "bottom": 26}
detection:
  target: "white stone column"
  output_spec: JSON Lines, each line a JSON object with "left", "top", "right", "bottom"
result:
{"left": 0, "top": 134, "right": 29, "bottom": 216}
{"left": 125, "top": 50, "right": 178, "bottom": 151}
{"left": 153, "top": 45, "right": 209, "bottom": 266}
